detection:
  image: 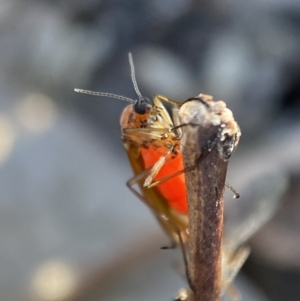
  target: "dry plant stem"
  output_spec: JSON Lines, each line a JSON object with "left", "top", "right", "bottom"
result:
{"left": 181, "top": 125, "right": 228, "bottom": 301}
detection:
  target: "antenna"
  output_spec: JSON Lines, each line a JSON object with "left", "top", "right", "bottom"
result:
{"left": 128, "top": 52, "right": 152, "bottom": 114}
{"left": 74, "top": 53, "right": 152, "bottom": 114}
{"left": 128, "top": 52, "right": 143, "bottom": 101}
{"left": 73, "top": 89, "right": 136, "bottom": 104}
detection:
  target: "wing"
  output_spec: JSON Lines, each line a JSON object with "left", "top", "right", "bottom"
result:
{"left": 125, "top": 141, "right": 189, "bottom": 243}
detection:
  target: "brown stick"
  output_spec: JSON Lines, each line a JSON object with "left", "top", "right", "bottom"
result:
{"left": 178, "top": 94, "right": 240, "bottom": 301}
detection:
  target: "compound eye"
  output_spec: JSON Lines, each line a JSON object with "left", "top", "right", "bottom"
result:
{"left": 134, "top": 101, "right": 147, "bottom": 114}
{"left": 134, "top": 97, "right": 152, "bottom": 115}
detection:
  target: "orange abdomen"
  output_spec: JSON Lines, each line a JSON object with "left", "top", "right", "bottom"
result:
{"left": 140, "top": 148, "right": 188, "bottom": 214}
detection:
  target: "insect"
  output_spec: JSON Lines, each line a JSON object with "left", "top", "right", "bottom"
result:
{"left": 75, "top": 53, "right": 192, "bottom": 243}
{"left": 75, "top": 53, "right": 239, "bottom": 240}
{"left": 75, "top": 53, "right": 245, "bottom": 299}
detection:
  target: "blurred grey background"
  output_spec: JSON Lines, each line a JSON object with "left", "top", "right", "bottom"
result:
{"left": 0, "top": 0, "right": 300, "bottom": 300}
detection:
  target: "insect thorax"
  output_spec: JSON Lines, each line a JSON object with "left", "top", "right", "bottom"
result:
{"left": 120, "top": 105, "right": 179, "bottom": 151}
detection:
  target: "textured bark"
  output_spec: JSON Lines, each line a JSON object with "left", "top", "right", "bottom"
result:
{"left": 181, "top": 124, "right": 227, "bottom": 301}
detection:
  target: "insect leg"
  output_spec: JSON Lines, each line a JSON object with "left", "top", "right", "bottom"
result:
{"left": 145, "top": 149, "right": 209, "bottom": 190}
{"left": 225, "top": 182, "right": 240, "bottom": 198}
{"left": 147, "top": 163, "right": 240, "bottom": 199}
{"left": 143, "top": 149, "right": 173, "bottom": 188}
{"left": 127, "top": 169, "right": 193, "bottom": 284}
{"left": 126, "top": 168, "right": 186, "bottom": 242}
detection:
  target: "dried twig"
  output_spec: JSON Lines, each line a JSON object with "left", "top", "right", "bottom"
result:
{"left": 178, "top": 94, "right": 240, "bottom": 301}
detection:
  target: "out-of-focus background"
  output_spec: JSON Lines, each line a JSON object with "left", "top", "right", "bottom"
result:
{"left": 0, "top": 1, "right": 299, "bottom": 301}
